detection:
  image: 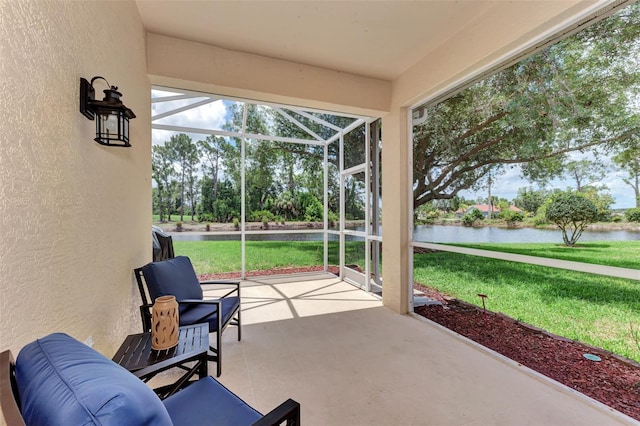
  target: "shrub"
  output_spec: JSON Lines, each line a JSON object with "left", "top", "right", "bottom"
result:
{"left": 625, "top": 208, "right": 640, "bottom": 223}
{"left": 499, "top": 210, "right": 524, "bottom": 224}
{"left": 199, "top": 213, "right": 215, "bottom": 223}
{"left": 545, "top": 192, "right": 598, "bottom": 246}
{"left": 532, "top": 203, "right": 550, "bottom": 226}
{"left": 328, "top": 211, "right": 338, "bottom": 227}
{"left": 232, "top": 217, "right": 239, "bottom": 230}
{"left": 176, "top": 221, "right": 183, "bottom": 231}
{"left": 250, "top": 210, "right": 274, "bottom": 222}
{"left": 421, "top": 210, "right": 441, "bottom": 224}
{"left": 461, "top": 213, "right": 476, "bottom": 226}
{"left": 303, "top": 197, "right": 324, "bottom": 222}
{"left": 470, "top": 208, "right": 485, "bottom": 221}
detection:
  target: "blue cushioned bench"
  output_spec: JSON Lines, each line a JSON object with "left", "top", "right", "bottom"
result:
{"left": 0, "top": 333, "right": 300, "bottom": 426}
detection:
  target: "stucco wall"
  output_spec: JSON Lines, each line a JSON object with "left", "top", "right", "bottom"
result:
{"left": 0, "top": 0, "right": 150, "bottom": 355}
{"left": 147, "top": 33, "right": 391, "bottom": 116}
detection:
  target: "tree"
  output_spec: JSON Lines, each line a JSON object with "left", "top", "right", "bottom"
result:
{"left": 274, "top": 191, "right": 296, "bottom": 220}
{"left": 412, "top": 3, "right": 640, "bottom": 209}
{"left": 564, "top": 159, "right": 606, "bottom": 192}
{"left": 199, "top": 135, "right": 224, "bottom": 202}
{"left": 166, "top": 133, "right": 199, "bottom": 221}
{"left": 626, "top": 208, "right": 640, "bottom": 222}
{"left": 497, "top": 199, "right": 510, "bottom": 212}
{"left": 223, "top": 104, "right": 277, "bottom": 215}
{"left": 514, "top": 187, "right": 550, "bottom": 214}
{"left": 151, "top": 145, "right": 175, "bottom": 222}
{"left": 185, "top": 154, "right": 200, "bottom": 221}
{"left": 580, "top": 185, "right": 614, "bottom": 222}
{"left": 612, "top": 138, "right": 640, "bottom": 208}
{"left": 545, "top": 191, "right": 598, "bottom": 246}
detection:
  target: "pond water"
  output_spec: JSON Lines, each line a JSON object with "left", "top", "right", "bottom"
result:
{"left": 171, "top": 225, "right": 640, "bottom": 243}
{"left": 412, "top": 225, "right": 640, "bottom": 244}
{"left": 173, "top": 232, "right": 326, "bottom": 242}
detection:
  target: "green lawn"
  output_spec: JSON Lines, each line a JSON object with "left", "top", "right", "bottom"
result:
{"left": 413, "top": 250, "right": 640, "bottom": 362}
{"left": 449, "top": 241, "right": 640, "bottom": 269}
{"left": 172, "top": 240, "right": 365, "bottom": 274}
{"left": 173, "top": 238, "right": 640, "bottom": 361}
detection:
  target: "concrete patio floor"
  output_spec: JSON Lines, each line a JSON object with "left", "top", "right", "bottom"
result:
{"left": 164, "top": 273, "right": 636, "bottom": 425}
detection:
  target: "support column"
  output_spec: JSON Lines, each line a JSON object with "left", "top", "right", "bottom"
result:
{"left": 381, "top": 107, "right": 410, "bottom": 314}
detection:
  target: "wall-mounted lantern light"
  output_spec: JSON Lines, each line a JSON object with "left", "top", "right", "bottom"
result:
{"left": 79, "top": 76, "right": 136, "bottom": 147}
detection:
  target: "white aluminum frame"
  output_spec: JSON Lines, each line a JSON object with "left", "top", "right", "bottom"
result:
{"left": 151, "top": 86, "right": 379, "bottom": 282}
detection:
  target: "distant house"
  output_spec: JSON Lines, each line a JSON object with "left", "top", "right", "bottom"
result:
{"left": 506, "top": 205, "right": 524, "bottom": 214}
{"left": 455, "top": 204, "right": 523, "bottom": 218}
{"left": 468, "top": 204, "right": 498, "bottom": 218}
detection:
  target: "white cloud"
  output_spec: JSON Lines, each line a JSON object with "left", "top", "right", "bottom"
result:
{"left": 152, "top": 98, "right": 228, "bottom": 136}
{"left": 152, "top": 98, "right": 230, "bottom": 147}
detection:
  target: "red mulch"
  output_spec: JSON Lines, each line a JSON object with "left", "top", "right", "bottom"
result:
{"left": 413, "top": 283, "right": 640, "bottom": 421}
{"left": 199, "top": 266, "right": 339, "bottom": 281}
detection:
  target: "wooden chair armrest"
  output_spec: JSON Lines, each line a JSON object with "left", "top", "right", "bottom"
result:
{"left": 251, "top": 399, "right": 300, "bottom": 426}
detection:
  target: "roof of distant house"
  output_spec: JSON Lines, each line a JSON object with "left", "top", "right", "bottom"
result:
{"left": 469, "top": 204, "right": 497, "bottom": 213}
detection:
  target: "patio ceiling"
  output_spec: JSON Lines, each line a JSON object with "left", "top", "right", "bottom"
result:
{"left": 135, "top": 1, "right": 585, "bottom": 81}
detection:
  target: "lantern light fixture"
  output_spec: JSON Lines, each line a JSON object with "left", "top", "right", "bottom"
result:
{"left": 79, "top": 76, "right": 136, "bottom": 147}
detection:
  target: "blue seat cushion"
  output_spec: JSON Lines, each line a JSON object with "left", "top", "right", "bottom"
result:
{"left": 142, "top": 256, "right": 203, "bottom": 302}
{"left": 180, "top": 296, "right": 240, "bottom": 332}
{"left": 15, "top": 333, "right": 172, "bottom": 426}
{"left": 163, "top": 376, "right": 262, "bottom": 426}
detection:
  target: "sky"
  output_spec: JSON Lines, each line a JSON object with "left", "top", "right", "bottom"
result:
{"left": 151, "top": 92, "right": 229, "bottom": 147}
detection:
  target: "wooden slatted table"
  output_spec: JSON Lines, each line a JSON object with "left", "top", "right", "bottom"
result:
{"left": 112, "top": 323, "right": 209, "bottom": 399}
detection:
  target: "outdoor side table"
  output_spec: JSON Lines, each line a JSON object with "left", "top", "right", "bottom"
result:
{"left": 112, "top": 323, "right": 209, "bottom": 399}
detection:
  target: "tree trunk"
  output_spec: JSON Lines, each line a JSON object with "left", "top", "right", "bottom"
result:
{"left": 180, "top": 172, "right": 185, "bottom": 222}
{"left": 634, "top": 175, "right": 639, "bottom": 208}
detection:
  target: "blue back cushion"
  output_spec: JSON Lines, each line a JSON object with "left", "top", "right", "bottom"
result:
{"left": 141, "top": 256, "right": 203, "bottom": 302}
{"left": 15, "top": 333, "right": 172, "bottom": 426}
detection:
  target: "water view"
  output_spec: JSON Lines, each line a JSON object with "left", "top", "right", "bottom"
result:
{"left": 412, "top": 225, "right": 640, "bottom": 244}
{"left": 171, "top": 225, "right": 640, "bottom": 243}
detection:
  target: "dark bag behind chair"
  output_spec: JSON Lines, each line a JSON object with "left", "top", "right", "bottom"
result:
{"left": 152, "top": 226, "right": 175, "bottom": 262}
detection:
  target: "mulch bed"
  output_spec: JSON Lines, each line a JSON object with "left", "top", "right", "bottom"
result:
{"left": 199, "top": 266, "right": 339, "bottom": 281}
{"left": 413, "top": 283, "right": 640, "bottom": 421}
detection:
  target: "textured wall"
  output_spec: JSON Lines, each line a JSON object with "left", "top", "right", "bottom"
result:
{"left": 0, "top": 0, "right": 150, "bottom": 355}
{"left": 147, "top": 33, "right": 390, "bottom": 116}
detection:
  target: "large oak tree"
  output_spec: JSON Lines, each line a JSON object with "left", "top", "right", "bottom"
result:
{"left": 412, "top": 3, "right": 640, "bottom": 209}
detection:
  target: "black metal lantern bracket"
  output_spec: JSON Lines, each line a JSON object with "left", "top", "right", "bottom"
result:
{"left": 79, "top": 76, "right": 136, "bottom": 147}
